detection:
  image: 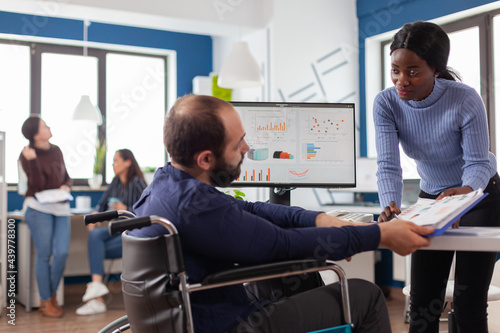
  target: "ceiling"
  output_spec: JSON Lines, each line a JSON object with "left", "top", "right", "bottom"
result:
{"left": 1, "top": 0, "right": 273, "bottom": 37}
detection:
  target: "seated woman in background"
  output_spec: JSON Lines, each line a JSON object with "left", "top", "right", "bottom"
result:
{"left": 76, "top": 148, "right": 147, "bottom": 316}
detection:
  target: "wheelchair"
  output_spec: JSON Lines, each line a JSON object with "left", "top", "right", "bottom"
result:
{"left": 84, "top": 210, "right": 354, "bottom": 333}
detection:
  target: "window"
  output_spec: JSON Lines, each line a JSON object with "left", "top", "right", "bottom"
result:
{"left": 41, "top": 53, "right": 99, "bottom": 179}
{"left": 493, "top": 15, "right": 500, "bottom": 168}
{"left": 106, "top": 53, "right": 165, "bottom": 183}
{"left": 0, "top": 39, "right": 169, "bottom": 185}
{"left": 0, "top": 43, "right": 30, "bottom": 184}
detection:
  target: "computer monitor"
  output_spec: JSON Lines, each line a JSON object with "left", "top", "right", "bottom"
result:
{"left": 230, "top": 102, "right": 356, "bottom": 190}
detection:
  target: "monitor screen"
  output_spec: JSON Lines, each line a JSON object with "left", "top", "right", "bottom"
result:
{"left": 230, "top": 102, "right": 356, "bottom": 188}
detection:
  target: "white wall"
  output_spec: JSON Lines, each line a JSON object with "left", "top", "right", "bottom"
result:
{"left": 270, "top": 0, "right": 358, "bottom": 105}
{"left": 222, "top": 0, "right": 359, "bottom": 106}
{"left": 217, "top": 0, "right": 360, "bottom": 206}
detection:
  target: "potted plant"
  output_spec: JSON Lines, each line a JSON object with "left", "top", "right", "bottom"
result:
{"left": 225, "top": 189, "right": 246, "bottom": 200}
{"left": 141, "top": 166, "right": 157, "bottom": 185}
{"left": 88, "top": 139, "right": 106, "bottom": 189}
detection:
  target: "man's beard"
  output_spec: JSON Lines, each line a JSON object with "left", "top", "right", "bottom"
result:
{"left": 209, "top": 156, "right": 243, "bottom": 187}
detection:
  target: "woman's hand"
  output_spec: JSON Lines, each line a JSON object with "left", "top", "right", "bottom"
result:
{"left": 22, "top": 146, "right": 37, "bottom": 160}
{"left": 437, "top": 186, "right": 472, "bottom": 228}
{"left": 437, "top": 186, "right": 473, "bottom": 199}
{"left": 87, "top": 221, "right": 101, "bottom": 231}
{"left": 59, "top": 184, "right": 70, "bottom": 192}
{"left": 378, "top": 201, "right": 401, "bottom": 222}
{"left": 112, "top": 201, "right": 127, "bottom": 211}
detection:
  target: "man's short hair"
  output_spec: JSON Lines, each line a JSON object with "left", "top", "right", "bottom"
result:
{"left": 164, "top": 95, "right": 231, "bottom": 167}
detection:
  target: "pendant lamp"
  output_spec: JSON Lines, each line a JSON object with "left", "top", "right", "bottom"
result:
{"left": 217, "top": 41, "right": 264, "bottom": 89}
{"left": 72, "top": 95, "right": 103, "bottom": 125}
{"left": 71, "top": 20, "right": 102, "bottom": 125}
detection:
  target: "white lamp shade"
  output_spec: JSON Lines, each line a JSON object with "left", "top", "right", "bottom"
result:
{"left": 73, "top": 95, "right": 103, "bottom": 125}
{"left": 217, "top": 42, "right": 264, "bottom": 89}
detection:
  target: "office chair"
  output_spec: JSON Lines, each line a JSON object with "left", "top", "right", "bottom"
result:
{"left": 402, "top": 254, "right": 500, "bottom": 332}
{"left": 84, "top": 211, "right": 354, "bottom": 333}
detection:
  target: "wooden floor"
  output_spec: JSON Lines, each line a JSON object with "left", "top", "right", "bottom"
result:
{"left": 2, "top": 284, "right": 500, "bottom": 332}
{"left": 0, "top": 281, "right": 126, "bottom": 333}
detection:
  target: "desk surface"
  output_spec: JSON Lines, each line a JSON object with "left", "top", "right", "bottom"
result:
{"left": 311, "top": 204, "right": 381, "bottom": 215}
{"left": 425, "top": 227, "right": 500, "bottom": 252}
{"left": 8, "top": 209, "right": 92, "bottom": 221}
{"left": 10, "top": 212, "right": 499, "bottom": 252}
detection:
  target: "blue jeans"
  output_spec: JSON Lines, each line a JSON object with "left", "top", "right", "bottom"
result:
{"left": 25, "top": 207, "right": 70, "bottom": 301}
{"left": 88, "top": 228, "right": 122, "bottom": 277}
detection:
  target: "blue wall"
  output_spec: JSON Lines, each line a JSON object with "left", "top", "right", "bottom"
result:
{"left": 356, "top": 0, "right": 496, "bottom": 156}
{"left": 0, "top": 10, "right": 213, "bottom": 97}
{"left": 7, "top": 190, "right": 105, "bottom": 212}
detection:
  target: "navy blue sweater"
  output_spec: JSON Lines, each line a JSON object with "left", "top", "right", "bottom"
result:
{"left": 131, "top": 163, "right": 380, "bottom": 332}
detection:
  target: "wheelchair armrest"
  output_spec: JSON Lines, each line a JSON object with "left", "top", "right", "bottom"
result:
{"left": 194, "top": 259, "right": 352, "bottom": 330}
{"left": 202, "top": 259, "right": 327, "bottom": 285}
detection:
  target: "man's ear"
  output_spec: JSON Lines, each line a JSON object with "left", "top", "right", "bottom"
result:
{"left": 195, "top": 150, "right": 214, "bottom": 171}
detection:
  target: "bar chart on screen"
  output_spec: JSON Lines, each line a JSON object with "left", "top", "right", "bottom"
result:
{"left": 238, "top": 168, "right": 271, "bottom": 182}
{"left": 304, "top": 142, "right": 340, "bottom": 161}
{"left": 255, "top": 115, "right": 286, "bottom": 132}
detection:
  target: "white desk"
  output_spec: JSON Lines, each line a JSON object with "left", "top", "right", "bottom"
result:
{"left": 312, "top": 204, "right": 381, "bottom": 215}
{"left": 425, "top": 227, "right": 500, "bottom": 252}
{"left": 400, "top": 227, "right": 500, "bottom": 321}
{"left": 7, "top": 212, "right": 122, "bottom": 312}
{"left": 395, "top": 227, "right": 500, "bottom": 282}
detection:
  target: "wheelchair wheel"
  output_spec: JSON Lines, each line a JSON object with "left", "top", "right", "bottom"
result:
{"left": 98, "top": 315, "right": 131, "bottom": 333}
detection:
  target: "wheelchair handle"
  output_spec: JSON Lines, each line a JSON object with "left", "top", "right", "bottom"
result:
{"left": 109, "top": 216, "right": 152, "bottom": 235}
{"left": 84, "top": 210, "right": 136, "bottom": 225}
{"left": 109, "top": 215, "right": 179, "bottom": 236}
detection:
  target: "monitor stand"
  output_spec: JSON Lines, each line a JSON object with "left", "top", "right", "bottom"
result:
{"left": 269, "top": 187, "right": 291, "bottom": 206}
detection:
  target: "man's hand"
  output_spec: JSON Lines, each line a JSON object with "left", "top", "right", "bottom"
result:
{"left": 378, "top": 201, "right": 401, "bottom": 222}
{"left": 378, "top": 219, "right": 434, "bottom": 256}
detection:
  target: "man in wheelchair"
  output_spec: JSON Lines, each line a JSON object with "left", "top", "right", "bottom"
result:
{"left": 130, "top": 94, "right": 434, "bottom": 333}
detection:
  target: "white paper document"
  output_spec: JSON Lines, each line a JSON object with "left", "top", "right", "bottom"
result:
{"left": 35, "top": 189, "right": 74, "bottom": 204}
{"left": 398, "top": 188, "right": 487, "bottom": 236}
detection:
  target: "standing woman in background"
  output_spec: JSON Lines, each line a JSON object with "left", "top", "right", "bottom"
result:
{"left": 374, "top": 21, "right": 500, "bottom": 332}
{"left": 76, "top": 148, "right": 147, "bottom": 315}
{"left": 19, "top": 115, "right": 72, "bottom": 318}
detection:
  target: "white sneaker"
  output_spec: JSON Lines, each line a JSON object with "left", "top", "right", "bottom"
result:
{"left": 82, "top": 282, "right": 110, "bottom": 302}
{"left": 76, "top": 299, "right": 107, "bottom": 316}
